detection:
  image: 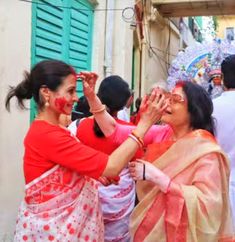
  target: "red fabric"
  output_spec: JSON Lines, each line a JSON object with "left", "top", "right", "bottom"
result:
{"left": 144, "top": 140, "right": 175, "bottom": 162}
{"left": 24, "top": 120, "right": 108, "bottom": 184}
{"left": 76, "top": 118, "right": 144, "bottom": 158}
{"left": 130, "top": 112, "right": 140, "bottom": 125}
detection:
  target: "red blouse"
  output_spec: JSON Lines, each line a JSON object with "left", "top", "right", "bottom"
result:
{"left": 24, "top": 120, "right": 108, "bottom": 184}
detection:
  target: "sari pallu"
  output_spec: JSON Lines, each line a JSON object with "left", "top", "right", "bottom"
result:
{"left": 14, "top": 165, "right": 104, "bottom": 242}
{"left": 130, "top": 130, "right": 235, "bottom": 242}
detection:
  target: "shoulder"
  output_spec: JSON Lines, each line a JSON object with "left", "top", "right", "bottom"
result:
{"left": 196, "top": 152, "right": 220, "bottom": 169}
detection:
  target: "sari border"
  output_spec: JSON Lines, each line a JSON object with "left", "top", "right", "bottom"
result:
{"left": 25, "top": 164, "right": 60, "bottom": 190}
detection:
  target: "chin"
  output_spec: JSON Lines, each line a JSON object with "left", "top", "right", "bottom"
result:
{"left": 161, "top": 114, "right": 170, "bottom": 124}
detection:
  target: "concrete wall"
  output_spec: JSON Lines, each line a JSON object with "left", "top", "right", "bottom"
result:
{"left": 92, "top": 0, "right": 134, "bottom": 88}
{"left": 136, "top": 13, "right": 197, "bottom": 95}
{"left": 141, "top": 17, "right": 181, "bottom": 94}
{"left": 216, "top": 16, "right": 235, "bottom": 40}
{"left": 0, "top": 0, "right": 31, "bottom": 240}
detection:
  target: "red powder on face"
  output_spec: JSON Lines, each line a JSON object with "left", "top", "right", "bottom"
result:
{"left": 55, "top": 97, "right": 68, "bottom": 113}
{"left": 175, "top": 81, "right": 185, "bottom": 88}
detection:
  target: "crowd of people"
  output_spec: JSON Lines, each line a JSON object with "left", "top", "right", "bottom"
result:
{"left": 5, "top": 55, "right": 235, "bottom": 241}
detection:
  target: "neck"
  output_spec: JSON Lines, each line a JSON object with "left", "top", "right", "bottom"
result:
{"left": 36, "top": 109, "right": 60, "bottom": 126}
{"left": 171, "top": 124, "right": 193, "bottom": 141}
{"left": 224, "top": 87, "right": 235, "bottom": 92}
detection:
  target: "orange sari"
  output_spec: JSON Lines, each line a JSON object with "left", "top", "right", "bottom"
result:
{"left": 130, "top": 130, "right": 234, "bottom": 242}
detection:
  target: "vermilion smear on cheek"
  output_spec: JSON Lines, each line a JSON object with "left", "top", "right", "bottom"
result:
{"left": 55, "top": 97, "right": 68, "bottom": 113}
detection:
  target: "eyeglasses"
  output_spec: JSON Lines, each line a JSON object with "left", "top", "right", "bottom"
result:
{"left": 163, "top": 92, "right": 185, "bottom": 104}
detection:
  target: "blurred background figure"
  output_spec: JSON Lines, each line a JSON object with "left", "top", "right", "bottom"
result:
{"left": 71, "top": 95, "right": 92, "bottom": 121}
{"left": 69, "top": 96, "right": 92, "bottom": 135}
{"left": 213, "top": 54, "right": 235, "bottom": 226}
{"left": 117, "top": 89, "right": 134, "bottom": 122}
{"left": 130, "top": 97, "right": 142, "bottom": 125}
{"left": 207, "top": 69, "right": 223, "bottom": 98}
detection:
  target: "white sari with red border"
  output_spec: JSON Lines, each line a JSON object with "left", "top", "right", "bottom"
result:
{"left": 14, "top": 165, "right": 104, "bottom": 242}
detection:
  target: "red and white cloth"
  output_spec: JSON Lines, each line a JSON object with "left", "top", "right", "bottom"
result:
{"left": 14, "top": 165, "right": 104, "bottom": 242}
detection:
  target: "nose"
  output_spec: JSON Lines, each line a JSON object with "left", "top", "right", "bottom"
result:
{"left": 73, "top": 93, "right": 79, "bottom": 102}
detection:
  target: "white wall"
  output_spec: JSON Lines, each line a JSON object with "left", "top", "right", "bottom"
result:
{"left": 0, "top": 0, "right": 31, "bottom": 240}
{"left": 142, "top": 18, "right": 181, "bottom": 94}
{"left": 92, "top": 0, "right": 134, "bottom": 88}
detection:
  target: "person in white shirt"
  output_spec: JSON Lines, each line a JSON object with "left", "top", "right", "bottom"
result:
{"left": 117, "top": 90, "right": 134, "bottom": 122}
{"left": 213, "top": 54, "right": 235, "bottom": 226}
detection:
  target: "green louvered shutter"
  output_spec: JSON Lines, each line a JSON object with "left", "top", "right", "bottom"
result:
{"left": 69, "top": 0, "right": 94, "bottom": 96}
{"left": 30, "top": 0, "right": 94, "bottom": 121}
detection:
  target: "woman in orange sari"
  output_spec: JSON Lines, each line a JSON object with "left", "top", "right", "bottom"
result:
{"left": 129, "top": 81, "right": 234, "bottom": 242}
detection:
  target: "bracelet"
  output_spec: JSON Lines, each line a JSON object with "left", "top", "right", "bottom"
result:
{"left": 143, "top": 163, "right": 146, "bottom": 180}
{"left": 131, "top": 130, "right": 144, "bottom": 147}
{"left": 128, "top": 134, "right": 143, "bottom": 148}
{"left": 165, "top": 179, "right": 171, "bottom": 193}
{"left": 90, "top": 104, "right": 106, "bottom": 114}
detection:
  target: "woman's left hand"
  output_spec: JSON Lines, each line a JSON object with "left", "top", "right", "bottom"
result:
{"left": 129, "top": 159, "right": 156, "bottom": 181}
{"left": 129, "top": 159, "right": 171, "bottom": 193}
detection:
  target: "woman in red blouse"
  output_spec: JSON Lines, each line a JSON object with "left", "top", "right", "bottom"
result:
{"left": 5, "top": 60, "right": 166, "bottom": 242}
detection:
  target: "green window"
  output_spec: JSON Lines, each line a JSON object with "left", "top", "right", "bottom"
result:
{"left": 31, "top": 0, "right": 94, "bottom": 120}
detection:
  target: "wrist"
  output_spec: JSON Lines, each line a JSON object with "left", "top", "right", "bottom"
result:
{"left": 135, "top": 120, "right": 151, "bottom": 138}
{"left": 86, "top": 93, "right": 96, "bottom": 102}
{"left": 87, "top": 95, "right": 102, "bottom": 110}
{"left": 152, "top": 171, "right": 171, "bottom": 193}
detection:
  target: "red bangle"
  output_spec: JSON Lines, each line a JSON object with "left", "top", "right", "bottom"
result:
{"left": 131, "top": 130, "right": 144, "bottom": 147}
{"left": 128, "top": 134, "right": 143, "bottom": 148}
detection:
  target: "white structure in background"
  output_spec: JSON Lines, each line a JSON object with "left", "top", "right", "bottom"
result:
{"left": 0, "top": 0, "right": 135, "bottom": 240}
{"left": 201, "top": 16, "right": 216, "bottom": 42}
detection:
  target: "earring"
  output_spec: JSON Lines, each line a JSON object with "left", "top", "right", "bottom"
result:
{"left": 45, "top": 99, "right": 50, "bottom": 107}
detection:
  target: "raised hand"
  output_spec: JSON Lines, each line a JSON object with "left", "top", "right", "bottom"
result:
{"left": 138, "top": 88, "right": 168, "bottom": 127}
{"left": 77, "top": 71, "right": 98, "bottom": 99}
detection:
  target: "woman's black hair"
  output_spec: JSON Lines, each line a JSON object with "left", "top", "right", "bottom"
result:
{"left": 71, "top": 96, "right": 92, "bottom": 121}
{"left": 5, "top": 60, "right": 75, "bottom": 111}
{"left": 93, "top": 75, "right": 131, "bottom": 137}
{"left": 178, "top": 81, "right": 215, "bottom": 135}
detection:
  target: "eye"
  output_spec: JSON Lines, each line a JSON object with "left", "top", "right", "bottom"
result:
{"left": 68, "top": 88, "right": 76, "bottom": 94}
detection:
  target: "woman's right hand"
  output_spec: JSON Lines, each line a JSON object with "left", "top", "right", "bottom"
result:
{"left": 78, "top": 71, "right": 98, "bottom": 100}
{"left": 138, "top": 88, "right": 168, "bottom": 130}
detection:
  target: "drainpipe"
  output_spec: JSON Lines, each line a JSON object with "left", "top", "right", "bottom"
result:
{"left": 104, "top": 0, "right": 114, "bottom": 77}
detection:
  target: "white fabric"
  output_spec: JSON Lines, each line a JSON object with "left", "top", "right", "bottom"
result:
{"left": 14, "top": 165, "right": 104, "bottom": 242}
{"left": 213, "top": 90, "right": 235, "bottom": 224}
{"left": 67, "top": 121, "right": 135, "bottom": 241}
{"left": 68, "top": 120, "right": 78, "bottom": 136}
{"left": 117, "top": 107, "right": 130, "bottom": 122}
{"left": 99, "top": 168, "right": 135, "bottom": 242}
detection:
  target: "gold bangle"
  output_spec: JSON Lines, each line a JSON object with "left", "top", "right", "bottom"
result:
{"left": 131, "top": 130, "right": 144, "bottom": 147}
{"left": 128, "top": 134, "right": 142, "bottom": 147}
{"left": 128, "top": 134, "right": 143, "bottom": 148}
{"left": 90, "top": 104, "right": 106, "bottom": 114}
